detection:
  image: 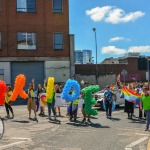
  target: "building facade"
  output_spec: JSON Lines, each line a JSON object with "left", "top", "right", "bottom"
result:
{"left": 0, "top": 0, "right": 70, "bottom": 90}
{"left": 82, "top": 50, "right": 92, "bottom": 64}
{"left": 74, "top": 50, "right": 83, "bottom": 64}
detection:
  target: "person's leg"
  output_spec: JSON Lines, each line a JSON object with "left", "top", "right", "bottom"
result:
{"left": 47, "top": 103, "right": 51, "bottom": 119}
{"left": 5, "top": 103, "right": 10, "bottom": 117}
{"left": 145, "top": 110, "right": 150, "bottom": 130}
{"left": 51, "top": 101, "right": 56, "bottom": 119}
{"left": 70, "top": 103, "right": 73, "bottom": 121}
{"left": 139, "top": 107, "right": 142, "bottom": 119}
{"left": 8, "top": 105, "right": 14, "bottom": 118}
{"left": 58, "top": 107, "right": 61, "bottom": 116}
{"left": 109, "top": 102, "right": 112, "bottom": 117}
{"left": 82, "top": 104, "right": 86, "bottom": 122}
{"left": 105, "top": 102, "right": 109, "bottom": 117}
{"left": 36, "top": 100, "right": 39, "bottom": 112}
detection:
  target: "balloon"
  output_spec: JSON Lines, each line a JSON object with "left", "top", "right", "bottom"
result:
{"left": 46, "top": 77, "right": 54, "bottom": 103}
{"left": 10, "top": 74, "right": 28, "bottom": 101}
{"left": 0, "top": 81, "right": 7, "bottom": 105}
{"left": 82, "top": 85, "right": 100, "bottom": 116}
{"left": 62, "top": 79, "right": 80, "bottom": 102}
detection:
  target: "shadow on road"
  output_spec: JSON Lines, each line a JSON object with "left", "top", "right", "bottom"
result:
{"left": 128, "top": 118, "right": 146, "bottom": 124}
{"left": 66, "top": 120, "right": 110, "bottom": 129}
{"left": 109, "top": 117, "right": 121, "bottom": 121}
{"left": 49, "top": 119, "right": 61, "bottom": 124}
{"left": 12, "top": 120, "right": 30, "bottom": 123}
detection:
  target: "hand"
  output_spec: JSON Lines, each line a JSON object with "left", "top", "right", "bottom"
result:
{"left": 32, "top": 78, "right": 34, "bottom": 83}
{"left": 44, "top": 79, "right": 46, "bottom": 83}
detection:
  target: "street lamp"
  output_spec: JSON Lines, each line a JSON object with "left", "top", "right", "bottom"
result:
{"left": 93, "top": 28, "right": 98, "bottom": 84}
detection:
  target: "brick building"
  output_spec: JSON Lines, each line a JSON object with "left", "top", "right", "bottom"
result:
{"left": 0, "top": 0, "right": 71, "bottom": 89}
{"left": 75, "top": 57, "right": 149, "bottom": 82}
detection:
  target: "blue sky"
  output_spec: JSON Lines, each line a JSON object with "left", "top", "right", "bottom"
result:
{"left": 69, "top": 0, "right": 150, "bottom": 63}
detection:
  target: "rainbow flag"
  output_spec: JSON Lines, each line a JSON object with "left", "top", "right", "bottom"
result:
{"left": 121, "top": 86, "right": 141, "bottom": 106}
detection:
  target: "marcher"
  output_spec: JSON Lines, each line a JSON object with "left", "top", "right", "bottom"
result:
{"left": 141, "top": 86, "right": 150, "bottom": 131}
{"left": 37, "top": 84, "right": 45, "bottom": 116}
{"left": 44, "top": 79, "right": 56, "bottom": 121}
{"left": 104, "top": 85, "right": 114, "bottom": 118}
{"left": 81, "top": 81, "right": 91, "bottom": 123}
{"left": 67, "top": 87, "right": 79, "bottom": 122}
{"left": 54, "top": 84, "right": 61, "bottom": 116}
{"left": 5, "top": 85, "right": 14, "bottom": 119}
{"left": 124, "top": 84, "right": 134, "bottom": 119}
{"left": 27, "top": 79, "right": 37, "bottom": 120}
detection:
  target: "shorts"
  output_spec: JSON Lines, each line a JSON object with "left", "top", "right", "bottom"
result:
{"left": 27, "top": 98, "right": 36, "bottom": 111}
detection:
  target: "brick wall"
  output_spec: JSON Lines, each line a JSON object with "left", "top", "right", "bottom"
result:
{"left": 0, "top": 0, "right": 69, "bottom": 57}
{"left": 75, "top": 57, "right": 147, "bottom": 82}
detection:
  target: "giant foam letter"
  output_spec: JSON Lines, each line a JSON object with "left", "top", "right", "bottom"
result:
{"left": 10, "top": 74, "right": 28, "bottom": 101}
{"left": 62, "top": 79, "right": 80, "bottom": 102}
{"left": 0, "top": 81, "right": 7, "bottom": 105}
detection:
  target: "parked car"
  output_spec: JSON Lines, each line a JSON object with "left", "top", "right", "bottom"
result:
{"left": 94, "top": 87, "right": 124, "bottom": 110}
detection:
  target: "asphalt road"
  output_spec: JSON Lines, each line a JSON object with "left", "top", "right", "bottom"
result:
{"left": 0, "top": 106, "right": 149, "bottom": 150}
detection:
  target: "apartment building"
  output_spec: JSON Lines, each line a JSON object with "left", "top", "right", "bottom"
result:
{"left": 0, "top": 0, "right": 71, "bottom": 89}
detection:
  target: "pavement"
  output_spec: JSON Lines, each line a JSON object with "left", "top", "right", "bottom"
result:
{"left": 0, "top": 105, "right": 150, "bottom": 150}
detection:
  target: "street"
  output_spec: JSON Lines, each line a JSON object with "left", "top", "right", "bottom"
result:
{"left": 0, "top": 106, "right": 149, "bottom": 150}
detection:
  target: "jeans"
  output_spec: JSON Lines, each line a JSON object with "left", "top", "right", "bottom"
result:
{"left": 106, "top": 101, "right": 112, "bottom": 116}
{"left": 5, "top": 102, "right": 13, "bottom": 115}
{"left": 145, "top": 110, "right": 150, "bottom": 129}
{"left": 47, "top": 101, "right": 56, "bottom": 117}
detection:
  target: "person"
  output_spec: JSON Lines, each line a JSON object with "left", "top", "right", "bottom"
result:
{"left": 5, "top": 85, "right": 14, "bottom": 119}
{"left": 27, "top": 79, "right": 37, "bottom": 120}
{"left": 54, "top": 84, "right": 61, "bottom": 116}
{"left": 124, "top": 83, "right": 134, "bottom": 119}
{"left": 67, "top": 87, "right": 79, "bottom": 122}
{"left": 104, "top": 85, "right": 114, "bottom": 118}
{"left": 81, "top": 81, "right": 91, "bottom": 123}
{"left": 44, "top": 79, "right": 56, "bottom": 121}
{"left": 141, "top": 86, "right": 150, "bottom": 131}
{"left": 37, "top": 84, "right": 45, "bottom": 116}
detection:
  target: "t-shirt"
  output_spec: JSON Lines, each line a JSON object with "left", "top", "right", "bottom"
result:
{"left": 28, "top": 89, "right": 34, "bottom": 98}
{"left": 104, "top": 90, "right": 113, "bottom": 102}
{"left": 5, "top": 91, "right": 12, "bottom": 103}
{"left": 141, "top": 94, "right": 150, "bottom": 110}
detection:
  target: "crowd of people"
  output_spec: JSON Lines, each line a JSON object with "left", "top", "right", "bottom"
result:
{"left": 2, "top": 79, "right": 150, "bottom": 131}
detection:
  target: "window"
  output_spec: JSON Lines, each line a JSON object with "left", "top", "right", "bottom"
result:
{"left": 54, "top": 33, "right": 63, "bottom": 50}
{"left": 53, "top": 0, "right": 62, "bottom": 13}
{"left": 0, "top": 32, "right": 1, "bottom": 49}
{"left": 17, "top": 32, "right": 36, "bottom": 50}
{"left": 16, "top": 0, "right": 36, "bottom": 13}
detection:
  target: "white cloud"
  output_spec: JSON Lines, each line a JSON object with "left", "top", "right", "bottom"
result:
{"left": 86, "top": 6, "right": 145, "bottom": 24}
{"left": 109, "top": 37, "right": 130, "bottom": 42}
{"left": 101, "top": 46, "right": 126, "bottom": 55}
{"left": 128, "top": 46, "right": 150, "bottom": 53}
{"left": 86, "top": 6, "right": 112, "bottom": 22}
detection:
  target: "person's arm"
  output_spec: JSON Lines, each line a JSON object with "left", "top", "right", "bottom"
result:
{"left": 32, "top": 78, "right": 35, "bottom": 89}
{"left": 44, "top": 79, "right": 47, "bottom": 91}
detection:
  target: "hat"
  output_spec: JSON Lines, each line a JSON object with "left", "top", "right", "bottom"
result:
{"left": 106, "top": 85, "right": 110, "bottom": 88}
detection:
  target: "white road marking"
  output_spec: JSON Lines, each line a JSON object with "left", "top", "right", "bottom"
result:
{"left": 125, "top": 136, "right": 148, "bottom": 150}
{"left": 135, "top": 133, "right": 150, "bottom": 136}
{"left": 0, "top": 141, "right": 26, "bottom": 149}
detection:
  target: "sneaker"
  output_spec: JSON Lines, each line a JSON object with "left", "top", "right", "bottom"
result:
{"left": 70, "top": 116, "right": 73, "bottom": 121}
{"left": 145, "top": 128, "right": 148, "bottom": 131}
{"left": 28, "top": 117, "right": 31, "bottom": 120}
{"left": 82, "top": 118, "right": 86, "bottom": 123}
{"left": 87, "top": 119, "right": 92, "bottom": 123}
